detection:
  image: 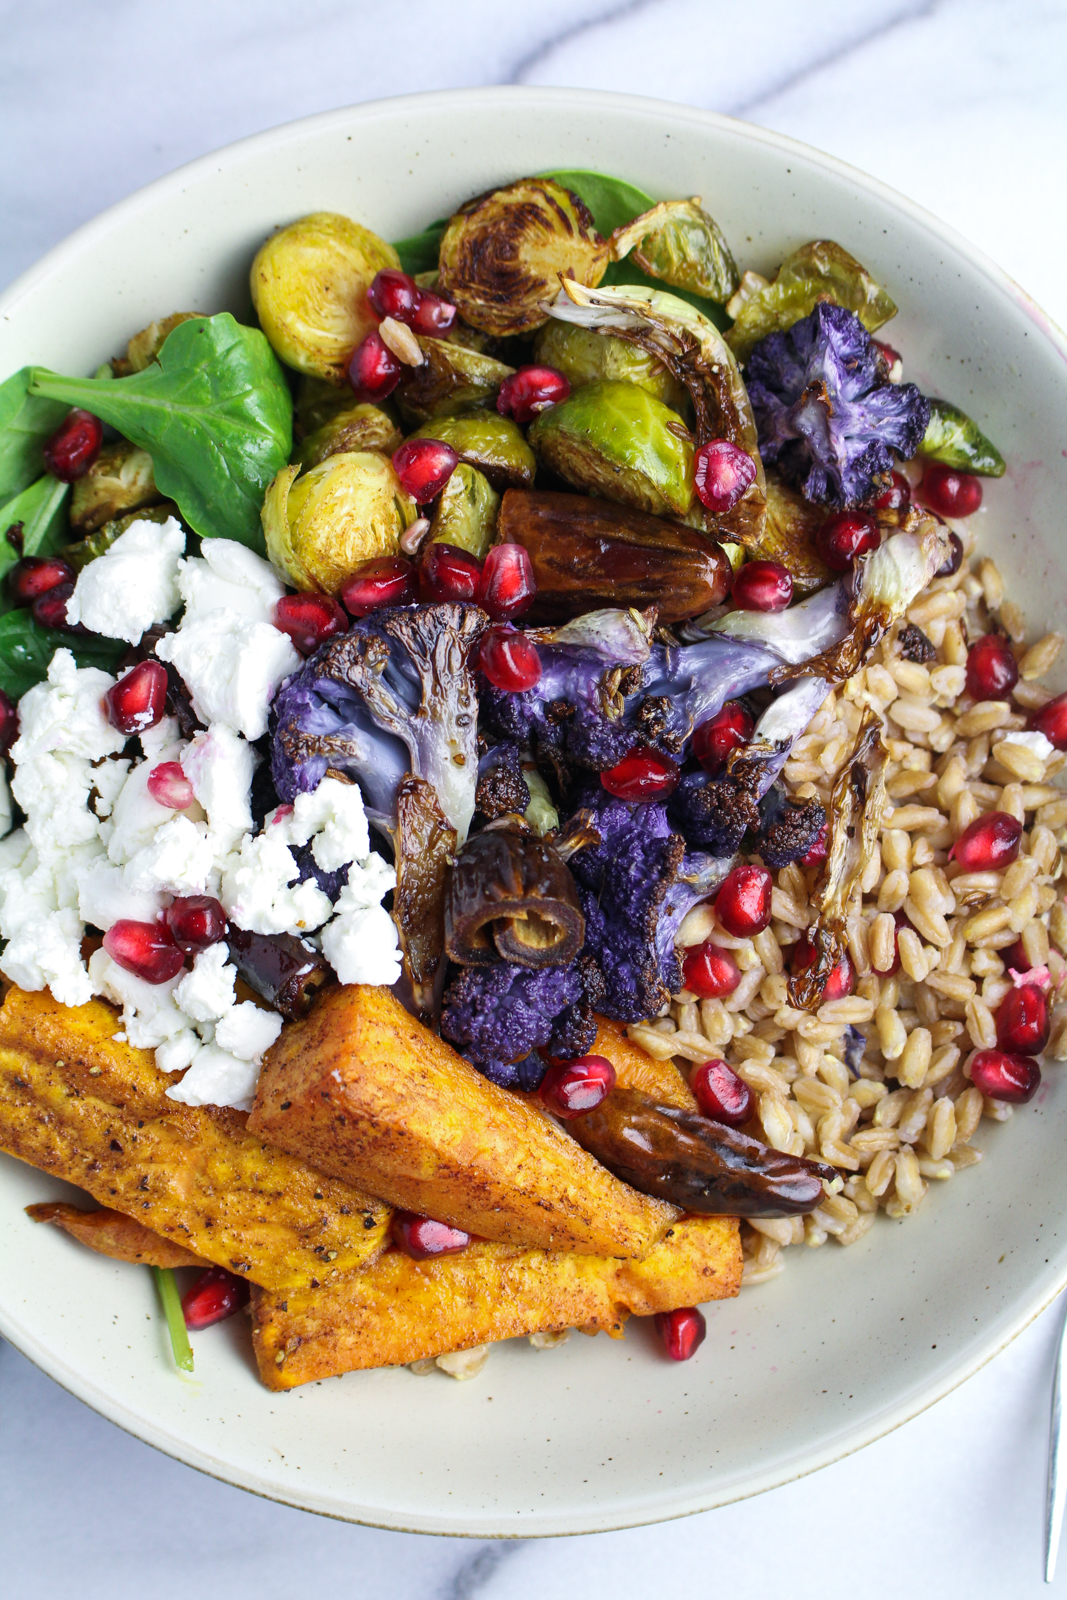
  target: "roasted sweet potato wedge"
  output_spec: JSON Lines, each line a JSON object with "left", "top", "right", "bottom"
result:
{"left": 253, "top": 1213, "right": 741, "bottom": 1388}
{"left": 249, "top": 984, "right": 678, "bottom": 1256}
{"left": 0, "top": 987, "right": 391, "bottom": 1291}
{"left": 590, "top": 1016, "right": 697, "bottom": 1109}
{"left": 26, "top": 1201, "right": 207, "bottom": 1268}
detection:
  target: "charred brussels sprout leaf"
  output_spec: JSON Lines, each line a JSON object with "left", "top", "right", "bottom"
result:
{"left": 540, "top": 170, "right": 654, "bottom": 238}
{"left": 396, "top": 337, "right": 514, "bottom": 425}
{"left": 0, "top": 368, "right": 68, "bottom": 504}
{"left": 251, "top": 211, "right": 400, "bottom": 383}
{"left": 262, "top": 450, "right": 416, "bottom": 593}
{"left": 532, "top": 320, "right": 687, "bottom": 410}
{"left": 756, "top": 472, "right": 834, "bottom": 595}
{"left": 113, "top": 312, "right": 202, "bottom": 376}
{"left": 294, "top": 403, "right": 402, "bottom": 470}
{"left": 0, "top": 609, "right": 125, "bottom": 700}
{"left": 612, "top": 199, "right": 740, "bottom": 304}
{"left": 65, "top": 500, "right": 179, "bottom": 572}
{"left": 438, "top": 178, "right": 609, "bottom": 338}
{"left": 919, "top": 398, "right": 1006, "bottom": 476}
{"left": 529, "top": 377, "right": 694, "bottom": 519}
{"left": 726, "top": 241, "right": 897, "bottom": 364}
{"left": 70, "top": 439, "right": 159, "bottom": 531}
{"left": 408, "top": 412, "right": 535, "bottom": 490}
{"left": 429, "top": 462, "right": 500, "bottom": 559}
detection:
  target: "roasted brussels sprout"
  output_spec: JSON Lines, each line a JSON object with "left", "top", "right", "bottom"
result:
{"left": 70, "top": 439, "right": 160, "bottom": 532}
{"left": 919, "top": 398, "right": 1006, "bottom": 476}
{"left": 725, "top": 241, "right": 897, "bottom": 363}
{"left": 532, "top": 320, "right": 686, "bottom": 410}
{"left": 112, "top": 312, "right": 201, "bottom": 376}
{"left": 438, "top": 178, "right": 609, "bottom": 338}
{"left": 262, "top": 451, "right": 417, "bottom": 593}
{"left": 408, "top": 412, "right": 535, "bottom": 490}
{"left": 65, "top": 500, "right": 180, "bottom": 571}
{"left": 611, "top": 199, "right": 739, "bottom": 304}
{"left": 528, "top": 378, "right": 694, "bottom": 519}
{"left": 294, "top": 403, "right": 402, "bottom": 469}
{"left": 755, "top": 472, "right": 834, "bottom": 595}
{"left": 428, "top": 462, "right": 500, "bottom": 558}
{"left": 251, "top": 212, "right": 400, "bottom": 383}
{"left": 395, "top": 337, "right": 514, "bottom": 425}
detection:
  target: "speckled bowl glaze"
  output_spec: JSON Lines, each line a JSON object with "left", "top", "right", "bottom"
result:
{"left": 1, "top": 88, "right": 1065, "bottom": 1538}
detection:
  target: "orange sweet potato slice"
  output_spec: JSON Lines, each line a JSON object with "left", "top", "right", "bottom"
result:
{"left": 26, "top": 1201, "right": 207, "bottom": 1268}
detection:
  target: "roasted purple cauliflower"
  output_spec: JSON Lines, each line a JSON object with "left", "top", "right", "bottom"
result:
{"left": 441, "top": 961, "right": 585, "bottom": 1086}
{"left": 745, "top": 303, "right": 930, "bottom": 507}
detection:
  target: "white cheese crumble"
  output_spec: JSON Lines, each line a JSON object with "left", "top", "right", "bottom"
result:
{"left": 65, "top": 516, "right": 185, "bottom": 644}
{"left": 180, "top": 724, "right": 255, "bottom": 851}
{"left": 165, "top": 1043, "right": 262, "bottom": 1114}
{"left": 268, "top": 777, "right": 371, "bottom": 872}
{"left": 221, "top": 831, "right": 333, "bottom": 935}
{"left": 1000, "top": 729, "right": 1055, "bottom": 760}
{"left": 173, "top": 943, "right": 236, "bottom": 1022}
{"left": 176, "top": 539, "right": 287, "bottom": 626}
{"left": 155, "top": 614, "right": 299, "bottom": 741}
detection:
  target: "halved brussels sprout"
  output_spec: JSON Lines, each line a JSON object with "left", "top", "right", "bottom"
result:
{"left": 725, "top": 241, "right": 897, "bottom": 363}
{"left": 396, "top": 337, "right": 514, "bottom": 425}
{"left": 112, "top": 312, "right": 201, "bottom": 376}
{"left": 919, "top": 398, "right": 1006, "bottom": 477}
{"left": 251, "top": 212, "right": 400, "bottom": 384}
{"left": 408, "top": 412, "right": 535, "bottom": 489}
{"left": 438, "top": 178, "right": 609, "bottom": 338}
{"left": 429, "top": 463, "right": 500, "bottom": 558}
{"left": 66, "top": 500, "right": 180, "bottom": 570}
{"left": 262, "top": 451, "right": 417, "bottom": 592}
{"left": 70, "top": 440, "right": 160, "bottom": 532}
{"left": 611, "top": 199, "right": 739, "bottom": 304}
{"left": 294, "top": 403, "right": 402, "bottom": 470}
{"left": 532, "top": 320, "right": 686, "bottom": 410}
{"left": 757, "top": 473, "right": 834, "bottom": 595}
{"left": 528, "top": 378, "right": 694, "bottom": 519}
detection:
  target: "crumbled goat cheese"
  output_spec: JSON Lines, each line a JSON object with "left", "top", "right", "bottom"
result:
{"left": 122, "top": 814, "right": 216, "bottom": 896}
{"left": 65, "top": 516, "right": 185, "bottom": 644}
{"left": 269, "top": 777, "right": 370, "bottom": 872}
{"left": 173, "top": 944, "right": 236, "bottom": 1023}
{"left": 1000, "top": 729, "right": 1055, "bottom": 760}
{"left": 337, "top": 851, "right": 397, "bottom": 909}
{"left": 165, "top": 1042, "right": 261, "bottom": 1113}
{"left": 155, "top": 614, "right": 299, "bottom": 741}
{"left": 176, "top": 539, "right": 286, "bottom": 626}
{"left": 77, "top": 859, "right": 163, "bottom": 930}
{"left": 321, "top": 900, "right": 401, "bottom": 986}
{"left": 180, "top": 724, "right": 256, "bottom": 851}
{"left": 107, "top": 759, "right": 191, "bottom": 865}
{"left": 214, "top": 1001, "right": 283, "bottom": 1060}
{"left": 88, "top": 947, "right": 190, "bottom": 1050}
{"left": 0, "top": 766, "right": 11, "bottom": 840}
{"left": 221, "top": 832, "right": 333, "bottom": 935}
{"left": 140, "top": 715, "right": 184, "bottom": 766}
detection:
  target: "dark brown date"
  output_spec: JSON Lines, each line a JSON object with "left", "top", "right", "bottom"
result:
{"left": 568, "top": 1087, "right": 837, "bottom": 1217}
{"left": 498, "top": 489, "right": 731, "bottom": 624}
{"left": 445, "top": 821, "right": 584, "bottom": 969}
{"left": 226, "top": 928, "right": 332, "bottom": 1020}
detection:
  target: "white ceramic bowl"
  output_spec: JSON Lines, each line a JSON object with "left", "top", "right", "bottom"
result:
{"left": 1, "top": 88, "right": 1066, "bottom": 1539}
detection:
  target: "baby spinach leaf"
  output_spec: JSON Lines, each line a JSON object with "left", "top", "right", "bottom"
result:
{"left": 0, "top": 368, "right": 68, "bottom": 504}
{"left": 0, "top": 608, "right": 125, "bottom": 700}
{"left": 920, "top": 398, "right": 1006, "bottom": 477}
{"left": 393, "top": 221, "right": 448, "bottom": 277}
{"left": 27, "top": 314, "right": 291, "bottom": 552}
{"left": 0, "top": 476, "right": 70, "bottom": 613}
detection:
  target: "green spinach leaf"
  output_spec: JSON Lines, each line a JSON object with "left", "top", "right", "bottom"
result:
{"left": 0, "top": 476, "right": 70, "bottom": 613}
{"left": 28, "top": 314, "right": 291, "bottom": 551}
{"left": 0, "top": 608, "right": 125, "bottom": 701}
{"left": 0, "top": 368, "right": 68, "bottom": 504}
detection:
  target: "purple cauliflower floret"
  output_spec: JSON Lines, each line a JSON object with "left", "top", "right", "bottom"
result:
{"left": 746, "top": 302, "right": 931, "bottom": 507}
{"left": 668, "top": 770, "right": 759, "bottom": 856}
{"left": 754, "top": 786, "right": 826, "bottom": 869}
{"left": 441, "top": 961, "right": 582, "bottom": 1084}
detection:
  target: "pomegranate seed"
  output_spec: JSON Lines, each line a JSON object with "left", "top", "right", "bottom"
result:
{"left": 420, "top": 542, "right": 483, "bottom": 603}
{"left": 996, "top": 983, "right": 1049, "bottom": 1056}
{"left": 366, "top": 268, "right": 419, "bottom": 323}
{"left": 181, "top": 1266, "right": 249, "bottom": 1330}
{"left": 715, "top": 864, "right": 772, "bottom": 938}
{"left": 800, "top": 822, "right": 829, "bottom": 867}
{"left": 872, "top": 338, "right": 902, "bottom": 376}
{"left": 106, "top": 661, "right": 169, "bottom": 735}
{"left": 164, "top": 895, "right": 228, "bottom": 953}
{"left": 692, "top": 701, "right": 754, "bottom": 776}
{"left": 479, "top": 624, "right": 542, "bottom": 692}
{"left": 936, "top": 529, "right": 964, "bottom": 577}
{"left": 347, "top": 331, "right": 401, "bottom": 402}
{"left": 921, "top": 463, "right": 983, "bottom": 518}
{"left": 600, "top": 749, "right": 680, "bottom": 802}
{"left": 693, "top": 438, "right": 757, "bottom": 515}
{"left": 42, "top": 409, "right": 103, "bottom": 481}
{"left": 1002, "top": 939, "right": 1029, "bottom": 975}
{"left": 690, "top": 1058, "right": 754, "bottom": 1126}
{"left": 392, "top": 438, "right": 459, "bottom": 503}
{"left": 792, "top": 935, "right": 855, "bottom": 999}
{"left": 273, "top": 592, "right": 347, "bottom": 656}
{"left": 731, "top": 561, "right": 792, "bottom": 612}
{"left": 340, "top": 555, "right": 416, "bottom": 617}
{"left": 0, "top": 689, "right": 18, "bottom": 754}
{"left": 950, "top": 810, "right": 1022, "bottom": 872}
{"left": 477, "top": 542, "right": 536, "bottom": 621}
{"left": 873, "top": 471, "right": 911, "bottom": 514}
{"left": 102, "top": 919, "right": 184, "bottom": 984}
{"left": 655, "top": 1306, "right": 706, "bottom": 1361}
{"left": 681, "top": 943, "right": 741, "bottom": 1000}
{"left": 408, "top": 290, "right": 457, "bottom": 338}
{"left": 8, "top": 555, "right": 74, "bottom": 604}
{"left": 969, "top": 1048, "right": 1041, "bottom": 1104}
{"left": 496, "top": 365, "right": 570, "bottom": 425}
{"left": 147, "top": 762, "right": 195, "bottom": 809}
{"left": 540, "top": 1055, "right": 616, "bottom": 1119}
{"left": 1030, "top": 692, "right": 1067, "bottom": 751}
{"left": 390, "top": 1211, "right": 471, "bottom": 1259}
{"left": 815, "top": 511, "right": 881, "bottom": 572}
{"left": 31, "top": 580, "right": 79, "bottom": 632}
{"left": 965, "top": 633, "right": 1018, "bottom": 700}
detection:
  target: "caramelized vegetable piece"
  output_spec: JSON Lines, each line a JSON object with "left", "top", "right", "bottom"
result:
{"left": 113, "top": 312, "right": 202, "bottom": 376}
{"left": 529, "top": 379, "right": 694, "bottom": 519}
{"left": 587, "top": 1015, "right": 696, "bottom": 1110}
{"left": 725, "top": 240, "right": 898, "bottom": 363}
{"left": 394, "top": 775, "right": 456, "bottom": 1015}
{"left": 612, "top": 198, "right": 740, "bottom": 304}
{"left": 26, "top": 1201, "right": 206, "bottom": 1268}
{"left": 919, "top": 398, "right": 1006, "bottom": 477}
{"left": 69, "top": 440, "right": 160, "bottom": 532}
{"left": 249, "top": 983, "right": 679, "bottom": 1255}
{"left": 533, "top": 320, "right": 688, "bottom": 409}
{"left": 395, "top": 336, "right": 514, "bottom": 425}
{"left": 429, "top": 462, "right": 500, "bottom": 559}
{"left": 445, "top": 821, "right": 585, "bottom": 969}
{"left": 438, "top": 178, "right": 609, "bottom": 338}
{"left": 568, "top": 1086, "right": 836, "bottom": 1217}
{"left": 253, "top": 1213, "right": 740, "bottom": 1387}
{"left": 262, "top": 451, "right": 417, "bottom": 593}
{"left": 408, "top": 412, "right": 535, "bottom": 490}
{"left": 225, "top": 927, "right": 333, "bottom": 1019}
{"left": 498, "top": 488, "right": 730, "bottom": 624}
{"left": 294, "top": 402, "right": 403, "bottom": 470}
{"left": 756, "top": 472, "right": 834, "bottom": 595}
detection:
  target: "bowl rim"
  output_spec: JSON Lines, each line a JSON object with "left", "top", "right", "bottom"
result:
{"left": 2, "top": 83, "right": 1067, "bottom": 1537}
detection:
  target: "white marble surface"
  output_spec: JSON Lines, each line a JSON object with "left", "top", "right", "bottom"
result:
{"left": 3, "top": 2, "right": 1067, "bottom": 1595}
